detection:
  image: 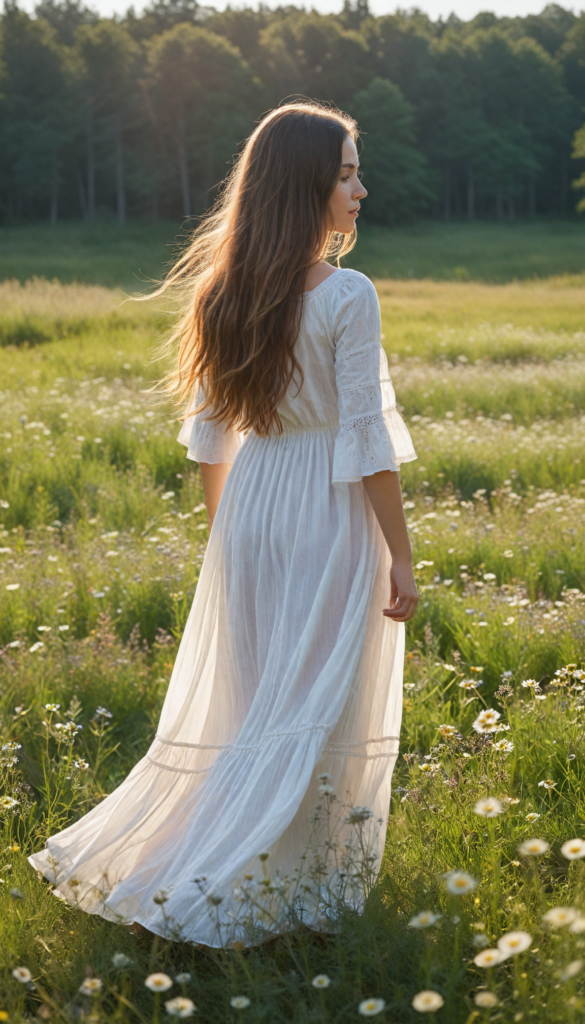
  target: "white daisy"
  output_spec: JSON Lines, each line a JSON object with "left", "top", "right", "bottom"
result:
{"left": 145, "top": 973, "right": 173, "bottom": 992}
{"left": 412, "top": 990, "right": 444, "bottom": 1012}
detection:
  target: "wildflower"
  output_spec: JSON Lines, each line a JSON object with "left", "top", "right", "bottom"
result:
{"left": 538, "top": 780, "right": 557, "bottom": 790}
{"left": 29, "top": 642, "right": 44, "bottom": 653}
{"left": 161, "top": 492, "right": 175, "bottom": 501}
{"left": 0, "top": 797, "right": 18, "bottom": 809}
{"left": 153, "top": 889, "right": 169, "bottom": 904}
{"left": 473, "top": 949, "right": 504, "bottom": 967}
{"left": 559, "top": 961, "right": 583, "bottom": 981}
{"left": 561, "top": 838, "right": 585, "bottom": 861}
{"left": 79, "top": 978, "right": 102, "bottom": 995}
{"left": 518, "top": 839, "right": 549, "bottom": 857}
{"left": 460, "top": 679, "right": 483, "bottom": 690}
{"left": 311, "top": 975, "right": 331, "bottom": 988}
{"left": 317, "top": 772, "right": 331, "bottom": 782}
{"left": 358, "top": 998, "right": 385, "bottom": 1016}
{"left": 44, "top": 704, "right": 60, "bottom": 712}
{"left": 492, "top": 740, "right": 514, "bottom": 753}
{"left": 94, "top": 707, "right": 112, "bottom": 719}
{"left": 73, "top": 759, "right": 89, "bottom": 771}
{"left": 165, "top": 997, "right": 196, "bottom": 1017}
{"left": 12, "top": 967, "right": 32, "bottom": 983}
{"left": 438, "top": 724, "right": 456, "bottom": 738}
{"left": 175, "top": 973, "right": 191, "bottom": 984}
{"left": 474, "top": 797, "right": 502, "bottom": 818}
{"left": 569, "top": 917, "right": 585, "bottom": 934}
{"left": 6, "top": 584, "right": 20, "bottom": 591}
{"left": 444, "top": 870, "right": 477, "bottom": 895}
{"left": 443, "top": 664, "right": 456, "bottom": 672}
{"left": 521, "top": 679, "right": 537, "bottom": 688}
{"left": 472, "top": 934, "right": 490, "bottom": 948}
{"left": 230, "top": 996, "right": 251, "bottom": 1008}
{"left": 497, "top": 931, "right": 532, "bottom": 957}
{"left": 408, "top": 911, "right": 442, "bottom": 929}
{"left": 474, "top": 991, "right": 498, "bottom": 1007}
{"left": 58, "top": 624, "right": 69, "bottom": 631}
{"left": 420, "top": 763, "right": 442, "bottom": 775}
{"left": 525, "top": 813, "right": 540, "bottom": 822}
{"left": 346, "top": 806, "right": 373, "bottom": 824}
{"left": 472, "top": 709, "right": 501, "bottom": 734}
{"left": 543, "top": 907, "right": 577, "bottom": 929}
{"left": 145, "top": 974, "right": 173, "bottom": 992}
{"left": 112, "top": 953, "right": 132, "bottom": 968}
{"left": 412, "top": 990, "right": 444, "bottom": 1012}
{"left": 318, "top": 784, "right": 335, "bottom": 796}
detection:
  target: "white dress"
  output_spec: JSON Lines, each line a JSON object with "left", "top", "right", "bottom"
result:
{"left": 29, "top": 269, "right": 416, "bottom": 946}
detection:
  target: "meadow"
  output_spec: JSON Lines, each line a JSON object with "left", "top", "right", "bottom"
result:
{"left": 0, "top": 221, "right": 585, "bottom": 1022}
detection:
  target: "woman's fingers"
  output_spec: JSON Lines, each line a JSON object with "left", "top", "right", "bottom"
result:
{"left": 383, "top": 592, "right": 419, "bottom": 622}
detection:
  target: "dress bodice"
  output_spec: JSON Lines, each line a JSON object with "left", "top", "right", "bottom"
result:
{"left": 178, "top": 268, "right": 416, "bottom": 483}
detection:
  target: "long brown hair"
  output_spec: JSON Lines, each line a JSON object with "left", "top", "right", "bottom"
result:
{"left": 155, "top": 101, "right": 358, "bottom": 435}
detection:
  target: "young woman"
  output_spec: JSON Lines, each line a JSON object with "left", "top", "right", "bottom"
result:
{"left": 29, "top": 101, "right": 418, "bottom": 946}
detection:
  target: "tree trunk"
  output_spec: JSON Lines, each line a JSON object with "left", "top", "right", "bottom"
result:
{"left": 86, "top": 98, "right": 95, "bottom": 220}
{"left": 443, "top": 167, "right": 451, "bottom": 221}
{"left": 466, "top": 161, "right": 475, "bottom": 221}
{"left": 177, "top": 114, "right": 191, "bottom": 217}
{"left": 50, "top": 157, "right": 59, "bottom": 225}
{"left": 528, "top": 179, "right": 536, "bottom": 218}
{"left": 495, "top": 189, "right": 503, "bottom": 220}
{"left": 560, "top": 163, "right": 567, "bottom": 217}
{"left": 115, "top": 115, "right": 126, "bottom": 224}
{"left": 77, "top": 167, "right": 87, "bottom": 220}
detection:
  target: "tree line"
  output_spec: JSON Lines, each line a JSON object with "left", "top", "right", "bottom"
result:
{"left": 2, "top": 0, "right": 585, "bottom": 225}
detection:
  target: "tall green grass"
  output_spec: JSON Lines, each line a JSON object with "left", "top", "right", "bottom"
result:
{"left": 0, "top": 272, "right": 584, "bottom": 1021}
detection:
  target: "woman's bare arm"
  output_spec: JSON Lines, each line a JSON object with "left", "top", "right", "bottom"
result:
{"left": 362, "top": 470, "right": 419, "bottom": 622}
{"left": 199, "top": 462, "right": 232, "bottom": 528}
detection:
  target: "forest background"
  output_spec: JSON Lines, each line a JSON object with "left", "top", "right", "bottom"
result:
{"left": 5, "top": 0, "right": 585, "bottom": 227}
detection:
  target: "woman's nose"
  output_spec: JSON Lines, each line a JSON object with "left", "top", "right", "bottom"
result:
{"left": 355, "top": 182, "right": 367, "bottom": 199}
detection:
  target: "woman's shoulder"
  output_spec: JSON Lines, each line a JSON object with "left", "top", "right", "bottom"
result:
{"left": 325, "top": 268, "right": 379, "bottom": 328}
{"left": 325, "top": 266, "right": 379, "bottom": 305}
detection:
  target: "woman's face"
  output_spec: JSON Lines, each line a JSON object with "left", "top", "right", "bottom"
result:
{"left": 329, "top": 135, "right": 367, "bottom": 234}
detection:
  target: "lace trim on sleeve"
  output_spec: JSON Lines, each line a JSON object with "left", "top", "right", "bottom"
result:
{"left": 332, "top": 345, "right": 416, "bottom": 484}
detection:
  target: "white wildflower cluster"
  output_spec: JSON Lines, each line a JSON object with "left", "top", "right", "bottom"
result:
{"left": 0, "top": 741, "right": 21, "bottom": 767}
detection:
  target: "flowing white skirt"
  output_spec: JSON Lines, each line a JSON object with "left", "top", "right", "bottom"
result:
{"left": 29, "top": 427, "right": 404, "bottom": 946}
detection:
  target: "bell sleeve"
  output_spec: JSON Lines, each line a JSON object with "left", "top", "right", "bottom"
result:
{"left": 177, "top": 384, "right": 244, "bottom": 464}
{"left": 331, "top": 272, "right": 417, "bottom": 485}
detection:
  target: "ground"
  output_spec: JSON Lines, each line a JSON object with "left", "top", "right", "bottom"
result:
{"left": 0, "top": 220, "right": 584, "bottom": 1021}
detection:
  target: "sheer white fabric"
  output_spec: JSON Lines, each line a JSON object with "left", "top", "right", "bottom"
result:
{"left": 177, "top": 386, "right": 244, "bottom": 464}
{"left": 29, "top": 268, "right": 416, "bottom": 947}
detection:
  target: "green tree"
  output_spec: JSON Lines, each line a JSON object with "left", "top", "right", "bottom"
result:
{"left": 351, "top": 77, "right": 434, "bottom": 225}
{"left": 74, "top": 21, "right": 141, "bottom": 222}
{"left": 0, "top": 5, "right": 75, "bottom": 221}
{"left": 259, "top": 11, "right": 370, "bottom": 109}
{"left": 144, "top": 23, "right": 255, "bottom": 217}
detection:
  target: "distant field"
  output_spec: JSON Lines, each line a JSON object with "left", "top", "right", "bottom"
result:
{"left": 1, "top": 234, "right": 585, "bottom": 1019}
{"left": 1, "top": 218, "right": 585, "bottom": 288}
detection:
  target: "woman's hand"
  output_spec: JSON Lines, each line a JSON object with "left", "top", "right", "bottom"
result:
{"left": 383, "top": 559, "right": 419, "bottom": 622}
{"left": 362, "top": 470, "right": 419, "bottom": 623}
